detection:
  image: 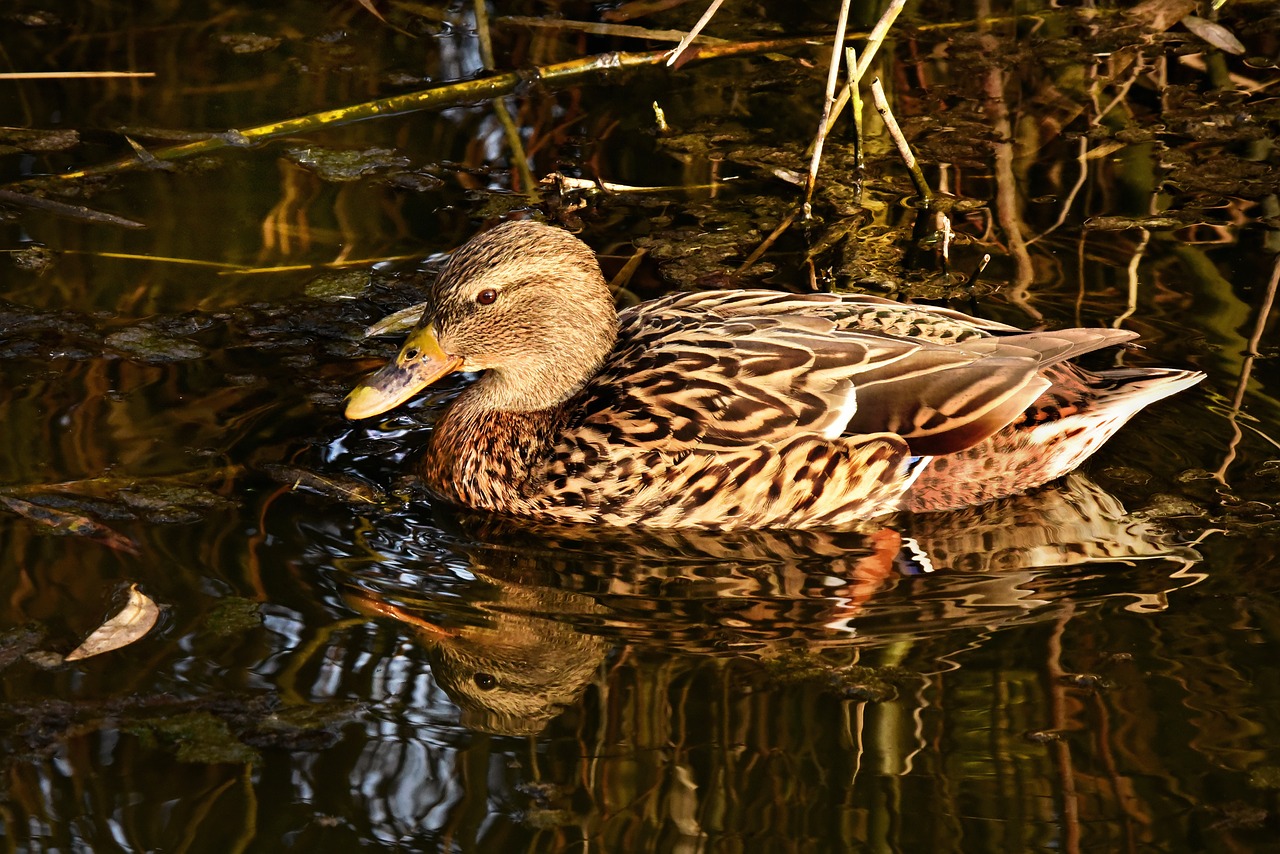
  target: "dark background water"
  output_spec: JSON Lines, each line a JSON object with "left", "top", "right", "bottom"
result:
{"left": 1, "top": 0, "right": 1279, "bottom": 850}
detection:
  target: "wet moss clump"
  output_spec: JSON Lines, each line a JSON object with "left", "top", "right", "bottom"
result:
{"left": 306, "top": 269, "right": 373, "bottom": 301}
{"left": 0, "top": 624, "right": 47, "bottom": 673}
{"left": 241, "top": 702, "right": 359, "bottom": 752}
{"left": 119, "top": 483, "right": 234, "bottom": 524}
{"left": 285, "top": 146, "right": 411, "bottom": 182}
{"left": 104, "top": 326, "right": 206, "bottom": 362}
{"left": 0, "top": 128, "right": 79, "bottom": 152}
{"left": 203, "top": 597, "right": 263, "bottom": 639}
{"left": 762, "top": 650, "right": 911, "bottom": 702}
{"left": 10, "top": 246, "right": 56, "bottom": 273}
{"left": 126, "top": 711, "right": 261, "bottom": 765}
{"left": 1248, "top": 767, "right": 1280, "bottom": 790}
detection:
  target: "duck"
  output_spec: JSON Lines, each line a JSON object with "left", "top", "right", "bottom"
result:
{"left": 345, "top": 219, "right": 1204, "bottom": 529}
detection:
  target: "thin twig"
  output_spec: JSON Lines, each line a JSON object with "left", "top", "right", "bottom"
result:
{"left": 1112, "top": 229, "right": 1151, "bottom": 330}
{"left": 982, "top": 43, "right": 1039, "bottom": 321}
{"left": 608, "top": 248, "right": 649, "bottom": 303}
{"left": 25, "top": 43, "right": 822, "bottom": 186}
{"left": 29, "top": 52, "right": 663, "bottom": 184}
{"left": 60, "top": 250, "right": 247, "bottom": 269}
{"left": 1094, "top": 57, "right": 1145, "bottom": 124}
{"left": 1026, "top": 135, "right": 1089, "bottom": 247}
{"left": 604, "top": 0, "right": 697, "bottom": 22}
{"left": 15, "top": 12, "right": 1095, "bottom": 188}
{"left": 0, "top": 189, "right": 146, "bottom": 229}
{"left": 820, "top": 0, "right": 908, "bottom": 140}
{"left": 473, "top": 0, "right": 495, "bottom": 71}
{"left": 803, "top": 0, "right": 854, "bottom": 216}
{"left": 497, "top": 15, "right": 709, "bottom": 43}
{"left": 0, "top": 71, "right": 155, "bottom": 79}
{"left": 666, "top": 0, "right": 727, "bottom": 67}
{"left": 1045, "top": 607, "right": 1084, "bottom": 854}
{"left": 854, "top": 0, "right": 909, "bottom": 82}
{"left": 737, "top": 207, "right": 800, "bottom": 275}
{"left": 224, "top": 254, "right": 425, "bottom": 276}
{"left": 938, "top": 211, "right": 953, "bottom": 271}
{"left": 492, "top": 100, "right": 537, "bottom": 198}
{"left": 845, "top": 47, "right": 864, "bottom": 174}
{"left": 475, "top": 2, "right": 536, "bottom": 197}
{"left": 971, "top": 253, "right": 992, "bottom": 287}
{"left": 1216, "top": 252, "right": 1280, "bottom": 484}
{"left": 869, "top": 78, "right": 932, "bottom": 202}
{"left": 545, "top": 173, "right": 732, "bottom": 194}
{"left": 124, "top": 137, "right": 174, "bottom": 171}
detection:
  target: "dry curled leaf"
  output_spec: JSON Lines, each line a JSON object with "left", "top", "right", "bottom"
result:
{"left": 65, "top": 584, "right": 160, "bottom": 661}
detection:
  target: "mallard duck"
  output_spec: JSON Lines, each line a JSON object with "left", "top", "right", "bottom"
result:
{"left": 346, "top": 220, "right": 1203, "bottom": 529}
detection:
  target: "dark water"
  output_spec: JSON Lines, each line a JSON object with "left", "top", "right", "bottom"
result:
{"left": 2, "top": 1, "right": 1279, "bottom": 850}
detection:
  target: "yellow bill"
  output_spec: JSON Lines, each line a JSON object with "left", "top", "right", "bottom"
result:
{"left": 345, "top": 323, "right": 463, "bottom": 420}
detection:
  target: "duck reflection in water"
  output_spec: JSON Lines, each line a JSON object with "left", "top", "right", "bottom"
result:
{"left": 346, "top": 576, "right": 610, "bottom": 736}
{"left": 342, "top": 473, "right": 1201, "bottom": 736}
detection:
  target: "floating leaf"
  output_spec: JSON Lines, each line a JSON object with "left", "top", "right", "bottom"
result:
{"left": 203, "top": 597, "right": 263, "bottom": 639}
{"left": 65, "top": 584, "right": 160, "bottom": 661}
{"left": 11, "top": 245, "right": 56, "bottom": 273}
{"left": 365, "top": 302, "right": 427, "bottom": 337}
{"left": 1182, "top": 16, "right": 1246, "bottom": 55}
{"left": 0, "top": 495, "right": 140, "bottom": 554}
{"left": 261, "top": 464, "right": 385, "bottom": 504}
{"left": 118, "top": 483, "right": 234, "bottom": 523}
{"left": 1084, "top": 139, "right": 1127, "bottom": 160}
{"left": 0, "top": 624, "right": 46, "bottom": 673}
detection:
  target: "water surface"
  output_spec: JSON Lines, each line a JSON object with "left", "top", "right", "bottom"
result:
{"left": 1, "top": 1, "right": 1279, "bottom": 850}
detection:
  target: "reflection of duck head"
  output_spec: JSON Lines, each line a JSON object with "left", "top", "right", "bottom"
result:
{"left": 346, "top": 575, "right": 608, "bottom": 736}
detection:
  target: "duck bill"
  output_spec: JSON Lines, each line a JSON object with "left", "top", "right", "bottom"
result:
{"left": 343, "top": 589, "right": 456, "bottom": 640}
{"left": 345, "top": 324, "right": 463, "bottom": 420}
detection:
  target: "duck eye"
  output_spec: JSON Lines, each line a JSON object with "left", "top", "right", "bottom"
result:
{"left": 475, "top": 288, "right": 498, "bottom": 306}
{"left": 403, "top": 348, "right": 420, "bottom": 361}
{"left": 473, "top": 672, "right": 497, "bottom": 691}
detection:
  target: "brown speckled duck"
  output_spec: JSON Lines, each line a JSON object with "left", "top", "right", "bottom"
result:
{"left": 346, "top": 220, "right": 1203, "bottom": 529}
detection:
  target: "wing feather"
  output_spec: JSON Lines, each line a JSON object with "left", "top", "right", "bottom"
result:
{"left": 573, "top": 291, "right": 1137, "bottom": 457}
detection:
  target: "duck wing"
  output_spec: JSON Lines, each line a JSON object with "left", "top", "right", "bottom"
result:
{"left": 841, "top": 327, "right": 1139, "bottom": 454}
{"left": 574, "top": 290, "right": 1108, "bottom": 456}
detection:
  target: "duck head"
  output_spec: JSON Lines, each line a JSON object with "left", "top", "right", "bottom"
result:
{"left": 346, "top": 220, "right": 618, "bottom": 419}
{"left": 344, "top": 573, "right": 610, "bottom": 736}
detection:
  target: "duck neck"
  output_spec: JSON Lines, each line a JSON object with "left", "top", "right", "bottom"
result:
{"left": 467, "top": 357, "right": 598, "bottom": 413}
{"left": 423, "top": 394, "right": 567, "bottom": 514}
